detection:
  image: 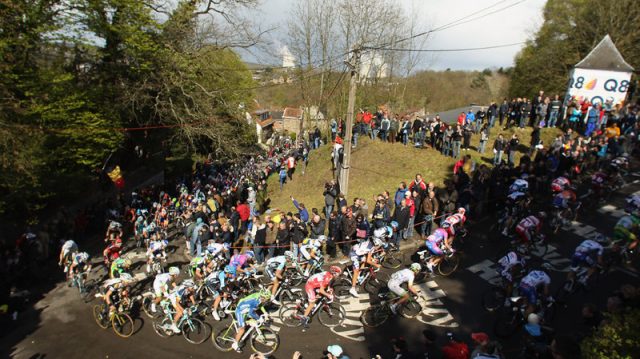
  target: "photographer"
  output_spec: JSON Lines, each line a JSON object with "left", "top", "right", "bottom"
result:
{"left": 323, "top": 180, "right": 338, "bottom": 219}
{"left": 372, "top": 196, "right": 391, "bottom": 229}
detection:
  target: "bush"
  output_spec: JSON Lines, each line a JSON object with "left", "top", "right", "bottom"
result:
{"left": 581, "top": 309, "right": 640, "bottom": 359}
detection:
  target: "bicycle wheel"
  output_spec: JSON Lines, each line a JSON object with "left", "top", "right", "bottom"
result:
{"left": 82, "top": 282, "right": 97, "bottom": 303}
{"left": 287, "top": 270, "right": 304, "bottom": 287}
{"left": 182, "top": 318, "right": 209, "bottom": 344}
{"left": 382, "top": 251, "right": 404, "bottom": 269}
{"left": 332, "top": 278, "right": 353, "bottom": 300}
{"left": 153, "top": 318, "right": 173, "bottom": 338}
{"left": 112, "top": 313, "right": 134, "bottom": 338}
{"left": 317, "top": 302, "right": 345, "bottom": 327}
{"left": 482, "top": 286, "right": 506, "bottom": 312}
{"left": 212, "top": 325, "right": 235, "bottom": 352}
{"left": 93, "top": 304, "right": 110, "bottom": 329}
{"left": 279, "top": 303, "right": 303, "bottom": 327}
{"left": 142, "top": 296, "right": 158, "bottom": 318}
{"left": 250, "top": 327, "right": 280, "bottom": 355}
{"left": 530, "top": 238, "right": 549, "bottom": 258}
{"left": 399, "top": 300, "right": 422, "bottom": 318}
{"left": 360, "top": 305, "right": 389, "bottom": 327}
{"left": 437, "top": 254, "right": 460, "bottom": 276}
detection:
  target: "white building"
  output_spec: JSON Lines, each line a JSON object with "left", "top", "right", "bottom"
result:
{"left": 281, "top": 46, "right": 296, "bottom": 69}
{"left": 359, "top": 51, "right": 389, "bottom": 80}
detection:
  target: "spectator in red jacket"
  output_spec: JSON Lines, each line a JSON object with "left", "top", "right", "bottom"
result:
{"left": 236, "top": 201, "right": 251, "bottom": 238}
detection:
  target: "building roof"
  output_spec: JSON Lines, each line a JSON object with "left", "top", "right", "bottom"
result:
{"left": 574, "top": 35, "right": 634, "bottom": 72}
{"left": 283, "top": 107, "right": 302, "bottom": 119}
{"left": 256, "top": 118, "right": 275, "bottom": 128}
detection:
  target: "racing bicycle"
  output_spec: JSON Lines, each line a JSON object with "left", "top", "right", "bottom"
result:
{"left": 212, "top": 314, "right": 279, "bottom": 355}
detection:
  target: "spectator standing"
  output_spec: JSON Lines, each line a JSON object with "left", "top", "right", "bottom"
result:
{"left": 442, "top": 125, "right": 453, "bottom": 157}
{"left": 286, "top": 154, "right": 296, "bottom": 181}
{"left": 380, "top": 114, "right": 390, "bottom": 142}
{"left": 326, "top": 211, "right": 339, "bottom": 258}
{"left": 537, "top": 97, "right": 549, "bottom": 127}
{"left": 519, "top": 99, "right": 532, "bottom": 128}
{"left": 392, "top": 199, "right": 410, "bottom": 245}
{"left": 488, "top": 103, "right": 497, "bottom": 128}
{"left": 290, "top": 196, "right": 309, "bottom": 223}
{"left": 340, "top": 208, "right": 356, "bottom": 256}
{"left": 507, "top": 134, "right": 520, "bottom": 165}
{"left": 420, "top": 190, "right": 439, "bottom": 238}
{"left": 498, "top": 99, "right": 509, "bottom": 128}
{"left": 278, "top": 166, "right": 287, "bottom": 190}
{"left": 476, "top": 107, "right": 486, "bottom": 133}
{"left": 252, "top": 216, "right": 266, "bottom": 264}
{"left": 264, "top": 218, "right": 277, "bottom": 259}
{"left": 548, "top": 95, "right": 561, "bottom": 128}
{"left": 462, "top": 122, "right": 473, "bottom": 151}
{"left": 451, "top": 125, "right": 463, "bottom": 159}
{"left": 401, "top": 118, "right": 411, "bottom": 145}
{"left": 492, "top": 134, "right": 506, "bottom": 165}
{"left": 394, "top": 182, "right": 408, "bottom": 208}
{"left": 389, "top": 114, "right": 399, "bottom": 144}
{"left": 478, "top": 124, "right": 489, "bottom": 154}
{"left": 465, "top": 109, "right": 476, "bottom": 131}
{"left": 323, "top": 180, "right": 338, "bottom": 219}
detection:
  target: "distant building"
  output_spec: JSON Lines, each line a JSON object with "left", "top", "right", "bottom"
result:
{"left": 281, "top": 46, "right": 296, "bottom": 69}
{"left": 359, "top": 52, "right": 389, "bottom": 80}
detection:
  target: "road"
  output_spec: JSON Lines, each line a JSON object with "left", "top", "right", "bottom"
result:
{"left": 3, "top": 180, "right": 639, "bottom": 359}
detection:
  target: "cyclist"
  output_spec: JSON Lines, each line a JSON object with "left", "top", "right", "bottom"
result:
{"left": 509, "top": 178, "right": 529, "bottom": 194}
{"left": 231, "top": 289, "right": 272, "bottom": 353}
{"left": 109, "top": 258, "right": 132, "bottom": 279}
{"left": 300, "top": 237, "right": 323, "bottom": 276}
{"left": 550, "top": 176, "right": 571, "bottom": 194}
{"left": 103, "top": 273, "right": 135, "bottom": 317}
{"left": 68, "top": 251, "right": 91, "bottom": 281}
{"left": 518, "top": 268, "right": 551, "bottom": 316}
{"left": 424, "top": 228, "right": 452, "bottom": 272}
{"left": 301, "top": 266, "right": 341, "bottom": 330}
{"left": 552, "top": 189, "right": 578, "bottom": 223}
{"left": 166, "top": 279, "right": 197, "bottom": 334}
{"left": 265, "top": 251, "right": 295, "bottom": 303}
{"left": 496, "top": 251, "right": 525, "bottom": 298}
{"left": 151, "top": 266, "right": 180, "bottom": 313}
{"left": 514, "top": 212, "right": 545, "bottom": 245}
{"left": 58, "top": 239, "right": 78, "bottom": 271}
{"left": 348, "top": 239, "right": 380, "bottom": 297}
{"left": 388, "top": 263, "right": 422, "bottom": 314}
{"left": 230, "top": 250, "right": 257, "bottom": 275}
{"left": 205, "top": 240, "right": 229, "bottom": 261}
{"left": 442, "top": 208, "right": 467, "bottom": 237}
{"left": 615, "top": 197, "right": 640, "bottom": 251}
{"left": 146, "top": 234, "right": 168, "bottom": 273}
{"left": 106, "top": 220, "right": 123, "bottom": 241}
{"left": 211, "top": 265, "right": 238, "bottom": 321}
{"left": 569, "top": 239, "right": 604, "bottom": 286}
{"left": 189, "top": 254, "right": 211, "bottom": 282}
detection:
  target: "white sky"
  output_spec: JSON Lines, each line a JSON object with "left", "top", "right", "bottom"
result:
{"left": 243, "top": 0, "right": 547, "bottom": 70}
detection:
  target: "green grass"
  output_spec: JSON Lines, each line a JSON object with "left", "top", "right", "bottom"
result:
{"left": 266, "top": 127, "right": 562, "bottom": 213}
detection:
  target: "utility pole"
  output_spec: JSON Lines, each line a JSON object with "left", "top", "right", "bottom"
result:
{"left": 338, "top": 48, "right": 360, "bottom": 197}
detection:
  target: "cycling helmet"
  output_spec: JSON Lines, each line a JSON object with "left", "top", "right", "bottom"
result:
{"left": 182, "top": 279, "right": 196, "bottom": 288}
{"left": 509, "top": 179, "right": 529, "bottom": 193}
{"left": 457, "top": 207, "right": 466, "bottom": 215}
{"left": 390, "top": 221, "right": 399, "bottom": 229}
{"left": 329, "top": 266, "right": 342, "bottom": 276}
{"left": 136, "top": 209, "right": 142, "bottom": 216}
{"left": 410, "top": 263, "right": 421, "bottom": 272}
{"left": 245, "top": 250, "right": 255, "bottom": 258}
{"left": 373, "top": 237, "right": 385, "bottom": 247}
{"left": 590, "top": 232, "right": 608, "bottom": 244}
{"left": 224, "top": 265, "right": 237, "bottom": 275}
{"left": 123, "top": 259, "right": 132, "bottom": 268}
{"left": 258, "top": 288, "right": 271, "bottom": 300}
{"left": 120, "top": 273, "right": 134, "bottom": 283}
{"left": 284, "top": 251, "right": 295, "bottom": 260}
{"left": 537, "top": 211, "right": 547, "bottom": 220}
{"left": 625, "top": 194, "right": 640, "bottom": 213}
{"left": 169, "top": 267, "right": 180, "bottom": 276}
{"left": 540, "top": 262, "right": 553, "bottom": 272}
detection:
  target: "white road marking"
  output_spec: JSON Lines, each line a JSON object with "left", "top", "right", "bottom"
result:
{"left": 466, "top": 260, "right": 502, "bottom": 285}
{"left": 330, "top": 293, "right": 369, "bottom": 342}
{"left": 414, "top": 281, "right": 459, "bottom": 328}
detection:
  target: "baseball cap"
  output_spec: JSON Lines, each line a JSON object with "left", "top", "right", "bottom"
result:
{"left": 471, "top": 332, "right": 489, "bottom": 344}
{"left": 326, "top": 345, "right": 343, "bottom": 356}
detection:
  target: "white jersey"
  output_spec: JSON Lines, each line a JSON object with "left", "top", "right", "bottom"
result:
{"left": 148, "top": 240, "right": 166, "bottom": 254}
{"left": 389, "top": 268, "right": 415, "bottom": 284}
{"left": 154, "top": 273, "right": 172, "bottom": 288}
{"left": 498, "top": 252, "right": 522, "bottom": 270}
{"left": 62, "top": 240, "right": 78, "bottom": 255}
{"left": 351, "top": 240, "right": 373, "bottom": 256}
{"left": 521, "top": 270, "right": 551, "bottom": 288}
{"left": 206, "top": 243, "right": 225, "bottom": 256}
{"left": 575, "top": 240, "right": 604, "bottom": 256}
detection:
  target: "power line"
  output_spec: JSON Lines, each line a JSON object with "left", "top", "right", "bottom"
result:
{"left": 371, "top": 42, "right": 525, "bottom": 53}
{"left": 364, "top": 0, "right": 527, "bottom": 51}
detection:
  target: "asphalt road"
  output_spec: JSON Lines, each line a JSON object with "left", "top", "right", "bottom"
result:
{"left": 3, "top": 179, "right": 640, "bottom": 359}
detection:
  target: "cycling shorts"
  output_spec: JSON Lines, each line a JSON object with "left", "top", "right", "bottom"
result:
{"left": 153, "top": 282, "right": 169, "bottom": 297}
{"left": 571, "top": 252, "right": 595, "bottom": 268}
{"left": 265, "top": 263, "right": 282, "bottom": 279}
{"left": 387, "top": 279, "right": 406, "bottom": 296}
{"left": 304, "top": 283, "right": 319, "bottom": 302}
{"left": 518, "top": 284, "right": 537, "bottom": 304}
{"left": 515, "top": 225, "right": 532, "bottom": 243}
{"left": 426, "top": 241, "right": 443, "bottom": 256}
{"left": 235, "top": 303, "right": 255, "bottom": 327}
{"left": 350, "top": 255, "right": 364, "bottom": 270}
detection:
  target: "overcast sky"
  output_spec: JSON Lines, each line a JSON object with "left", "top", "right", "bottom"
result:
{"left": 242, "top": 0, "right": 547, "bottom": 71}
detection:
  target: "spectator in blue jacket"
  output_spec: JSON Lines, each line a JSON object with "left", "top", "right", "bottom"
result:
{"left": 290, "top": 196, "right": 309, "bottom": 223}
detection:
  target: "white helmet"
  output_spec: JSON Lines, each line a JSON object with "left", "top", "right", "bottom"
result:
{"left": 527, "top": 313, "right": 540, "bottom": 325}
{"left": 169, "top": 267, "right": 180, "bottom": 276}
{"left": 410, "top": 263, "right": 422, "bottom": 272}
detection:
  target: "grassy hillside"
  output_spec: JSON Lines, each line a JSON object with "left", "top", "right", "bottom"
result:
{"left": 266, "top": 127, "right": 562, "bottom": 213}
